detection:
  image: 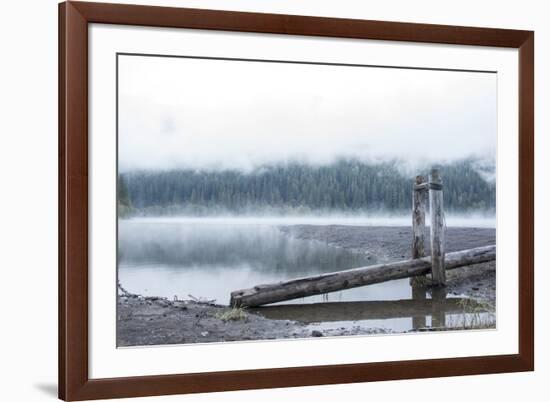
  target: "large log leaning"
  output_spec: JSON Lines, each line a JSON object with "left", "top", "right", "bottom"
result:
{"left": 230, "top": 245, "right": 496, "bottom": 307}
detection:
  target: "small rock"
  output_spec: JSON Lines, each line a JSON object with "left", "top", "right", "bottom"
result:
{"left": 311, "top": 330, "right": 323, "bottom": 337}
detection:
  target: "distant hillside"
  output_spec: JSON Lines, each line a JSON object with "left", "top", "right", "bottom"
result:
{"left": 119, "top": 159, "right": 495, "bottom": 216}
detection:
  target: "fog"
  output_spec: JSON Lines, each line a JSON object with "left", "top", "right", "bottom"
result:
{"left": 118, "top": 55, "right": 497, "bottom": 173}
{"left": 117, "top": 219, "right": 404, "bottom": 305}
{"left": 117, "top": 56, "right": 496, "bottom": 335}
{"left": 118, "top": 217, "right": 495, "bottom": 308}
{"left": 128, "top": 214, "right": 496, "bottom": 228}
{"left": 119, "top": 220, "right": 372, "bottom": 272}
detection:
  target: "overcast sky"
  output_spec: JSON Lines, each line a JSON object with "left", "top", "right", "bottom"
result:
{"left": 118, "top": 55, "right": 496, "bottom": 173}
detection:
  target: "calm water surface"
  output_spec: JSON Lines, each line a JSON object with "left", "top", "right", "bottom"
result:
{"left": 118, "top": 217, "right": 493, "bottom": 332}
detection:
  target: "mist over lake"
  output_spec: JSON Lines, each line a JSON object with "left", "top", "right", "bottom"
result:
{"left": 116, "top": 53, "right": 497, "bottom": 345}
{"left": 118, "top": 219, "right": 381, "bottom": 303}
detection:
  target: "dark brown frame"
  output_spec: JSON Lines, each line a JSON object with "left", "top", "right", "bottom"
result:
{"left": 59, "top": 1, "right": 534, "bottom": 400}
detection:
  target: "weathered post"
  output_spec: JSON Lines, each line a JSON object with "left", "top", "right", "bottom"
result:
{"left": 411, "top": 174, "right": 427, "bottom": 327}
{"left": 411, "top": 175, "right": 428, "bottom": 289}
{"left": 412, "top": 175, "right": 427, "bottom": 259}
{"left": 429, "top": 168, "right": 446, "bottom": 286}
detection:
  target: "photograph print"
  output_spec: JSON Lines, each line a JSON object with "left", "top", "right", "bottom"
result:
{"left": 116, "top": 54, "right": 497, "bottom": 347}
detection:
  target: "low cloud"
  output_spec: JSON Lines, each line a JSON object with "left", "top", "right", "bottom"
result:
{"left": 119, "top": 55, "right": 497, "bottom": 172}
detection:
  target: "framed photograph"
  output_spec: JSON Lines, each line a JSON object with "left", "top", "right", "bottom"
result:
{"left": 59, "top": 1, "right": 534, "bottom": 400}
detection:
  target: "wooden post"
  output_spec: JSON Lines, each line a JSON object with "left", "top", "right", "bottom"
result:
{"left": 429, "top": 168, "right": 446, "bottom": 286}
{"left": 411, "top": 175, "right": 428, "bottom": 287}
{"left": 412, "top": 175, "right": 427, "bottom": 259}
{"left": 411, "top": 174, "right": 428, "bottom": 328}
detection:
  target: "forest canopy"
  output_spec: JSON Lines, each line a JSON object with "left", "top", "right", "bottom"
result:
{"left": 118, "top": 158, "right": 495, "bottom": 216}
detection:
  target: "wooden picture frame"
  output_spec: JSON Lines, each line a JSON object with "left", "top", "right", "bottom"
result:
{"left": 59, "top": 1, "right": 534, "bottom": 400}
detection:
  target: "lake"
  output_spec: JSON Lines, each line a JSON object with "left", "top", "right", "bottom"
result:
{"left": 118, "top": 216, "right": 495, "bottom": 332}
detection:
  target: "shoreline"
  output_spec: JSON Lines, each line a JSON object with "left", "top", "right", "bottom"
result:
{"left": 121, "top": 214, "right": 496, "bottom": 229}
{"left": 118, "top": 224, "right": 496, "bottom": 346}
{"left": 117, "top": 290, "right": 394, "bottom": 347}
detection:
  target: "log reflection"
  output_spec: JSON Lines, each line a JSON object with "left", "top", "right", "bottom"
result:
{"left": 411, "top": 283, "right": 427, "bottom": 330}
{"left": 251, "top": 291, "right": 464, "bottom": 325}
{"left": 430, "top": 287, "right": 447, "bottom": 328}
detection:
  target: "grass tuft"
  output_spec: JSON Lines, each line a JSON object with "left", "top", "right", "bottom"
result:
{"left": 447, "top": 298, "right": 496, "bottom": 329}
{"left": 216, "top": 308, "right": 249, "bottom": 322}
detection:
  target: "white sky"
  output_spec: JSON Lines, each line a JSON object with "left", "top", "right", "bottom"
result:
{"left": 118, "top": 55, "right": 497, "bottom": 172}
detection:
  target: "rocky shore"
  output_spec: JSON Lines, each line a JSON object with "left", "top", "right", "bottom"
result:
{"left": 117, "top": 291, "right": 391, "bottom": 347}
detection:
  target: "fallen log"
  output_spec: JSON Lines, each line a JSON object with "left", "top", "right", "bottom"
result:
{"left": 230, "top": 245, "right": 496, "bottom": 307}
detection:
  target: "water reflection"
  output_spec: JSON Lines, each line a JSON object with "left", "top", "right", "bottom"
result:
{"left": 118, "top": 220, "right": 405, "bottom": 305}
{"left": 253, "top": 286, "right": 493, "bottom": 332}
{"left": 411, "top": 281, "right": 427, "bottom": 329}
{"left": 251, "top": 296, "right": 466, "bottom": 324}
{"left": 430, "top": 287, "right": 447, "bottom": 328}
{"left": 119, "top": 220, "right": 374, "bottom": 275}
{"left": 118, "top": 219, "right": 494, "bottom": 332}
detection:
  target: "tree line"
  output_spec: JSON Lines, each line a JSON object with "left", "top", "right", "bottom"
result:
{"left": 118, "top": 159, "right": 495, "bottom": 215}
